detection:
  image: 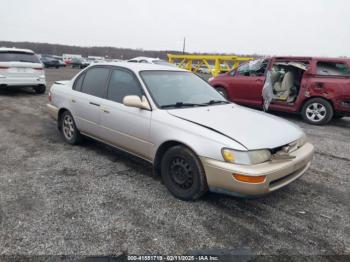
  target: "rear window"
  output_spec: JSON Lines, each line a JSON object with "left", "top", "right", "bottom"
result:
{"left": 316, "top": 61, "right": 350, "bottom": 76}
{"left": 0, "top": 51, "right": 40, "bottom": 63}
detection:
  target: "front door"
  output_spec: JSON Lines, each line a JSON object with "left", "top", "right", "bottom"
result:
{"left": 99, "top": 68, "right": 152, "bottom": 160}
{"left": 229, "top": 60, "right": 267, "bottom": 107}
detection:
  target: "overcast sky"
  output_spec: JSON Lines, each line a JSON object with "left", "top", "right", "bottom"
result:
{"left": 1, "top": 0, "right": 349, "bottom": 57}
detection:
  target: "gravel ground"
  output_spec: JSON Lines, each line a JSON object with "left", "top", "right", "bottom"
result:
{"left": 0, "top": 68, "right": 349, "bottom": 259}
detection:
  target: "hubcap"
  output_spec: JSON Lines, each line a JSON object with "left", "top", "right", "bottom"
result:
{"left": 169, "top": 157, "right": 193, "bottom": 190}
{"left": 63, "top": 115, "right": 75, "bottom": 140}
{"left": 306, "top": 102, "right": 327, "bottom": 122}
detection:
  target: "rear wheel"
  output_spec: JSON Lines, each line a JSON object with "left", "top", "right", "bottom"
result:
{"left": 34, "top": 85, "right": 46, "bottom": 94}
{"left": 301, "top": 98, "right": 333, "bottom": 125}
{"left": 215, "top": 87, "right": 228, "bottom": 99}
{"left": 60, "top": 111, "right": 82, "bottom": 145}
{"left": 161, "top": 145, "right": 208, "bottom": 200}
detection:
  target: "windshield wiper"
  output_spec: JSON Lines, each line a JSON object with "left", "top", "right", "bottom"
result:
{"left": 160, "top": 102, "right": 207, "bottom": 109}
{"left": 204, "top": 100, "right": 230, "bottom": 105}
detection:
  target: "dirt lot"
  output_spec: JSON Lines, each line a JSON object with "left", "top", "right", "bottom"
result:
{"left": 0, "top": 67, "right": 349, "bottom": 258}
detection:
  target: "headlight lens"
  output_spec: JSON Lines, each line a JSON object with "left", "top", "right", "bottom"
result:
{"left": 222, "top": 148, "right": 271, "bottom": 165}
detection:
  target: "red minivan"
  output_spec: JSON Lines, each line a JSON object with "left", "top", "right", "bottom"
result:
{"left": 209, "top": 57, "right": 350, "bottom": 125}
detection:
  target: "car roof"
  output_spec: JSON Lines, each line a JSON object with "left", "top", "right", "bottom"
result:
{"left": 0, "top": 47, "right": 35, "bottom": 54}
{"left": 91, "top": 61, "right": 186, "bottom": 73}
{"left": 273, "top": 56, "right": 350, "bottom": 62}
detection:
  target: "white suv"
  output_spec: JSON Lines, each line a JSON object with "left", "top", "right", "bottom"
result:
{"left": 0, "top": 47, "right": 46, "bottom": 94}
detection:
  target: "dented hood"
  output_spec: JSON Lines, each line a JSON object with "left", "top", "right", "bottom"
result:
{"left": 167, "top": 104, "right": 303, "bottom": 150}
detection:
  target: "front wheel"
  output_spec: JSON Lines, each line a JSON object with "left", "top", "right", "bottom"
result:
{"left": 301, "top": 98, "right": 333, "bottom": 125}
{"left": 161, "top": 146, "right": 208, "bottom": 201}
{"left": 60, "top": 111, "right": 82, "bottom": 145}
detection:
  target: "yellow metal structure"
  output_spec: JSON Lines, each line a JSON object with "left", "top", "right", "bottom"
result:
{"left": 168, "top": 54, "right": 253, "bottom": 77}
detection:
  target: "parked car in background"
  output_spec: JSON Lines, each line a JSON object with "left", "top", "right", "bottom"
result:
{"left": 128, "top": 56, "right": 176, "bottom": 67}
{"left": 209, "top": 57, "right": 350, "bottom": 125}
{"left": 71, "top": 57, "right": 90, "bottom": 69}
{"left": 40, "top": 54, "right": 65, "bottom": 68}
{"left": 51, "top": 55, "right": 66, "bottom": 67}
{"left": 47, "top": 62, "right": 313, "bottom": 200}
{"left": 0, "top": 47, "right": 46, "bottom": 93}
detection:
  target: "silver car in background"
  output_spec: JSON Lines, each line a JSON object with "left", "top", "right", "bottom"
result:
{"left": 47, "top": 63, "right": 314, "bottom": 200}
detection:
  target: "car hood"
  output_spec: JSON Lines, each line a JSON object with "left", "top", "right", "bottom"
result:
{"left": 167, "top": 104, "right": 303, "bottom": 150}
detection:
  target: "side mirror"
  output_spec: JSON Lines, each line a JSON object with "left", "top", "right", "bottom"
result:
{"left": 123, "top": 95, "right": 151, "bottom": 110}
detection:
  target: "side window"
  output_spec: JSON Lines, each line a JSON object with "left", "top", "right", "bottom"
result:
{"left": 107, "top": 69, "right": 143, "bottom": 103}
{"left": 317, "top": 61, "right": 350, "bottom": 76}
{"left": 81, "top": 67, "right": 110, "bottom": 97}
{"left": 237, "top": 59, "right": 267, "bottom": 77}
{"left": 73, "top": 73, "right": 85, "bottom": 91}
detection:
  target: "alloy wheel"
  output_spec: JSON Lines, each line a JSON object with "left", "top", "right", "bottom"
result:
{"left": 305, "top": 102, "right": 327, "bottom": 122}
{"left": 63, "top": 115, "right": 75, "bottom": 140}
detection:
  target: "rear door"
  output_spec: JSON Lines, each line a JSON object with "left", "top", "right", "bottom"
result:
{"left": 70, "top": 66, "right": 110, "bottom": 136}
{"left": 228, "top": 59, "right": 268, "bottom": 107}
{"left": 99, "top": 68, "right": 152, "bottom": 160}
{"left": 309, "top": 60, "right": 350, "bottom": 113}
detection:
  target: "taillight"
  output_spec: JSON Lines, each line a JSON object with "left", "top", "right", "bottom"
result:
{"left": 48, "top": 91, "right": 52, "bottom": 102}
{"left": 0, "top": 66, "right": 9, "bottom": 69}
{"left": 34, "top": 67, "right": 43, "bottom": 71}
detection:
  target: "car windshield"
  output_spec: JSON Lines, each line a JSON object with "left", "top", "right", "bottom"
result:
{"left": 0, "top": 51, "right": 40, "bottom": 63}
{"left": 140, "top": 71, "right": 228, "bottom": 109}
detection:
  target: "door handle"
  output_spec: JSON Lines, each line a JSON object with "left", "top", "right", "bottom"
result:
{"left": 89, "top": 102, "right": 100, "bottom": 107}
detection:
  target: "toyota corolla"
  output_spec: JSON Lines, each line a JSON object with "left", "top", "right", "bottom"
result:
{"left": 47, "top": 63, "right": 314, "bottom": 200}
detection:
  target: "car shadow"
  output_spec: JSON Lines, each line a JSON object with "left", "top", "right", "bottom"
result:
{"left": 0, "top": 86, "right": 38, "bottom": 96}
{"left": 81, "top": 136, "right": 154, "bottom": 178}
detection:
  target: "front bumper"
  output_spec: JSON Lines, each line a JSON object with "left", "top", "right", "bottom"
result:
{"left": 200, "top": 142, "right": 314, "bottom": 197}
{"left": 47, "top": 104, "right": 59, "bottom": 121}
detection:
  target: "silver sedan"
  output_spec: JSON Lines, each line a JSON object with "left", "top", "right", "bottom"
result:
{"left": 47, "top": 62, "right": 314, "bottom": 200}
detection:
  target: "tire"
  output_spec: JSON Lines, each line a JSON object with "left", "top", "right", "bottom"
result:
{"left": 34, "top": 85, "right": 46, "bottom": 94}
{"left": 60, "top": 111, "right": 82, "bottom": 145}
{"left": 161, "top": 145, "right": 208, "bottom": 200}
{"left": 301, "top": 98, "right": 333, "bottom": 125}
{"left": 215, "top": 87, "right": 228, "bottom": 99}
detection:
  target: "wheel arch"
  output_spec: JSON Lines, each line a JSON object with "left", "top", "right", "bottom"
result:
{"left": 153, "top": 140, "right": 199, "bottom": 177}
{"left": 57, "top": 108, "right": 70, "bottom": 130}
{"left": 299, "top": 96, "right": 335, "bottom": 112}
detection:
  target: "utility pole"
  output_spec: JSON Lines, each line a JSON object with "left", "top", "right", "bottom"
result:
{"left": 182, "top": 37, "right": 186, "bottom": 54}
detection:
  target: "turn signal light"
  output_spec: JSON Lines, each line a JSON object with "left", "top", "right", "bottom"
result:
{"left": 233, "top": 174, "right": 266, "bottom": 183}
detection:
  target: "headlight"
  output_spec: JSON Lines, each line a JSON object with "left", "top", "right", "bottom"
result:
{"left": 208, "top": 77, "right": 214, "bottom": 82}
{"left": 221, "top": 148, "right": 271, "bottom": 165}
{"left": 296, "top": 134, "right": 307, "bottom": 148}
